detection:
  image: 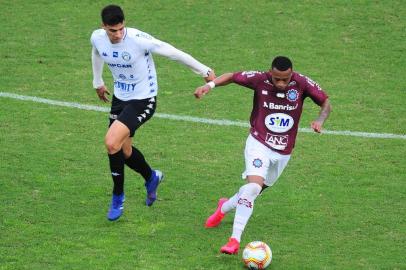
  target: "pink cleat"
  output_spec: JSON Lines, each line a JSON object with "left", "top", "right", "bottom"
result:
{"left": 220, "top": 238, "right": 240, "bottom": 254}
{"left": 205, "top": 198, "right": 228, "bottom": 228}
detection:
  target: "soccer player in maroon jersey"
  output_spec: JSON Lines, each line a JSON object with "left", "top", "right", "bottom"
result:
{"left": 194, "top": 56, "right": 331, "bottom": 254}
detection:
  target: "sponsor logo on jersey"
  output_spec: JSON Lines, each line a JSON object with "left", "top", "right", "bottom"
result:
{"left": 265, "top": 113, "right": 294, "bottom": 133}
{"left": 114, "top": 81, "right": 137, "bottom": 92}
{"left": 263, "top": 102, "right": 298, "bottom": 111}
{"left": 265, "top": 133, "right": 288, "bottom": 150}
{"left": 107, "top": 63, "right": 132, "bottom": 68}
{"left": 121, "top": 51, "right": 131, "bottom": 61}
{"left": 119, "top": 74, "right": 126, "bottom": 80}
{"left": 262, "top": 90, "right": 268, "bottom": 95}
{"left": 238, "top": 198, "right": 253, "bottom": 208}
{"left": 102, "top": 52, "right": 108, "bottom": 57}
{"left": 252, "top": 158, "right": 263, "bottom": 168}
{"left": 113, "top": 51, "right": 118, "bottom": 58}
{"left": 276, "top": 93, "right": 285, "bottom": 98}
{"left": 287, "top": 89, "right": 299, "bottom": 102}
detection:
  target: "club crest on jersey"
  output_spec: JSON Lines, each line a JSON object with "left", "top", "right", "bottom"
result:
{"left": 287, "top": 89, "right": 299, "bottom": 102}
{"left": 122, "top": 52, "right": 131, "bottom": 61}
{"left": 252, "top": 158, "right": 263, "bottom": 168}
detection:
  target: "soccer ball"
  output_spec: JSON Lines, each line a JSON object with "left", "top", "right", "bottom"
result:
{"left": 242, "top": 241, "right": 272, "bottom": 270}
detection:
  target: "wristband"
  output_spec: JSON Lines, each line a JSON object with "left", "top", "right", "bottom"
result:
{"left": 207, "top": 81, "right": 216, "bottom": 89}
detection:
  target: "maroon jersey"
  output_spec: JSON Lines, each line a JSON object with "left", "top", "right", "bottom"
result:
{"left": 233, "top": 71, "right": 328, "bottom": 155}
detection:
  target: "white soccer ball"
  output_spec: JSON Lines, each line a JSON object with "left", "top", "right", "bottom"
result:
{"left": 242, "top": 241, "right": 272, "bottom": 270}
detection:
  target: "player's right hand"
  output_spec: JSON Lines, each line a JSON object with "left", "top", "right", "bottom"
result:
{"left": 194, "top": 85, "right": 211, "bottom": 99}
{"left": 96, "top": 86, "right": 110, "bottom": 103}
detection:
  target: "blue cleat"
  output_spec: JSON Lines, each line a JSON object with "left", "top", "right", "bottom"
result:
{"left": 145, "top": 170, "right": 164, "bottom": 206}
{"left": 107, "top": 193, "right": 125, "bottom": 221}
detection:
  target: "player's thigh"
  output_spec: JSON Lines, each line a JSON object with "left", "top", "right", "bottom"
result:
{"left": 118, "top": 97, "right": 156, "bottom": 137}
{"left": 242, "top": 135, "right": 271, "bottom": 181}
{"left": 266, "top": 152, "right": 291, "bottom": 186}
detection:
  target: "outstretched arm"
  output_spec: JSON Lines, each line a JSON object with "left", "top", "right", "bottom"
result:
{"left": 194, "top": 73, "right": 234, "bottom": 99}
{"left": 311, "top": 98, "right": 332, "bottom": 133}
{"left": 152, "top": 42, "right": 214, "bottom": 82}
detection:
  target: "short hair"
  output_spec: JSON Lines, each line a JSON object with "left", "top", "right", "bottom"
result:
{"left": 271, "top": 56, "right": 293, "bottom": 71}
{"left": 101, "top": 5, "right": 125, "bottom": 25}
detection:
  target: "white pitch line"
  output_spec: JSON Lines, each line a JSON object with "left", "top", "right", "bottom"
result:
{"left": 1, "top": 91, "right": 405, "bottom": 140}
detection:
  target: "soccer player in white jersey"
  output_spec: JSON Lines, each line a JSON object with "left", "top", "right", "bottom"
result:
{"left": 194, "top": 56, "right": 331, "bottom": 254}
{"left": 91, "top": 5, "right": 215, "bottom": 221}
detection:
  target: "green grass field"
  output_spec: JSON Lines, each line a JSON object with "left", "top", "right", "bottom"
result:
{"left": 0, "top": 1, "right": 405, "bottom": 269}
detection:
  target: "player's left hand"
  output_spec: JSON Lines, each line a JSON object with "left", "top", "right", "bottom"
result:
{"left": 311, "top": 120, "right": 323, "bottom": 133}
{"left": 204, "top": 70, "right": 216, "bottom": 82}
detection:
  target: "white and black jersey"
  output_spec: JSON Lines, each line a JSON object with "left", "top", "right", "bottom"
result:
{"left": 91, "top": 27, "right": 211, "bottom": 101}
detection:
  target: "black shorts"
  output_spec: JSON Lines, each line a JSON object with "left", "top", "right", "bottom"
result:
{"left": 109, "top": 95, "right": 157, "bottom": 137}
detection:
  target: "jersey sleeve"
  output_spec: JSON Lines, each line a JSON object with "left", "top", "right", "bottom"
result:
{"left": 90, "top": 32, "right": 95, "bottom": 47}
{"left": 133, "top": 31, "right": 211, "bottom": 77}
{"left": 91, "top": 47, "right": 104, "bottom": 88}
{"left": 133, "top": 30, "right": 165, "bottom": 51}
{"left": 232, "top": 71, "right": 263, "bottom": 90}
{"left": 302, "top": 75, "right": 328, "bottom": 106}
{"left": 90, "top": 31, "right": 104, "bottom": 88}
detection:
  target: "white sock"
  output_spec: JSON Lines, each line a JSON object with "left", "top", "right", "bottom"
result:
{"left": 221, "top": 192, "right": 239, "bottom": 214}
{"left": 221, "top": 182, "right": 249, "bottom": 213}
{"left": 230, "top": 183, "right": 261, "bottom": 242}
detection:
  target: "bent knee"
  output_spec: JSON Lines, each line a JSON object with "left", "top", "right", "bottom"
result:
{"left": 104, "top": 136, "right": 122, "bottom": 154}
{"left": 240, "top": 182, "right": 262, "bottom": 197}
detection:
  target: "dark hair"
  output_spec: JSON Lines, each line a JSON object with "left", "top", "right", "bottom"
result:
{"left": 271, "top": 56, "right": 293, "bottom": 71}
{"left": 101, "top": 5, "right": 125, "bottom": 25}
